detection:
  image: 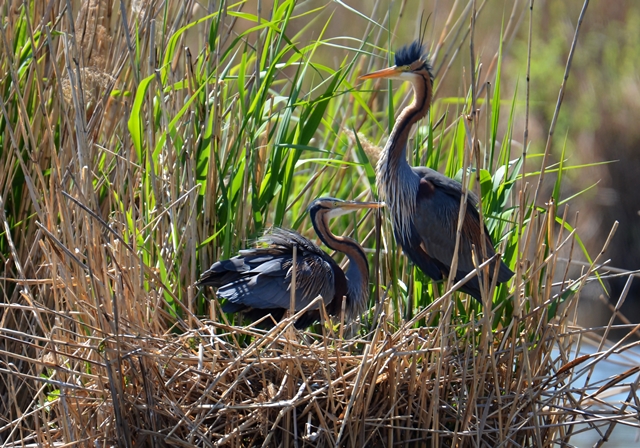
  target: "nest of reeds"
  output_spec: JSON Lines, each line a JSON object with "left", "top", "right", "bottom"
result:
{"left": 3, "top": 257, "right": 638, "bottom": 447}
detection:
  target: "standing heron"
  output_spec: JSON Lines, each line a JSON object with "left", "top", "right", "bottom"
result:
{"left": 359, "top": 40, "right": 513, "bottom": 301}
{"left": 198, "top": 198, "right": 383, "bottom": 328}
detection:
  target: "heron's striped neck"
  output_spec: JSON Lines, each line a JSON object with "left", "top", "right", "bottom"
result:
{"left": 312, "top": 215, "right": 369, "bottom": 319}
{"left": 376, "top": 72, "right": 432, "bottom": 245}
{"left": 344, "top": 257, "right": 368, "bottom": 318}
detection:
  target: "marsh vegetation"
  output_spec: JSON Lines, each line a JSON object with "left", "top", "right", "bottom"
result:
{"left": 0, "top": 0, "right": 638, "bottom": 446}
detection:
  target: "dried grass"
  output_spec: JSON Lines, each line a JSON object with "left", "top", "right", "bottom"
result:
{"left": 3, "top": 264, "right": 639, "bottom": 446}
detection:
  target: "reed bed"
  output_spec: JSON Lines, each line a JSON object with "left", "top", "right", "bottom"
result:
{"left": 1, "top": 0, "right": 639, "bottom": 446}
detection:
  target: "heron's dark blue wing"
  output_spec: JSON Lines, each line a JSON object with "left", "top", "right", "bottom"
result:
{"left": 412, "top": 167, "right": 479, "bottom": 206}
{"left": 197, "top": 257, "right": 250, "bottom": 287}
{"left": 412, "top": 172, "right": 480, "bottom": 274}
{"left": 394, "top": 224, "right": 445, "bottom": 282}
{"left": 412, "top": 167, "right": 513, "bottom": 299}
{"left": 202, "top": 250, "right": 335, "bottom": 312}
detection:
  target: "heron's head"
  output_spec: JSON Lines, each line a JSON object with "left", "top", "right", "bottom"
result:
{"left": 359, "top": 40, "right": 433, "bottom": 84}
{"left": 307, "top": 197, "right": 384, "bottom": 222}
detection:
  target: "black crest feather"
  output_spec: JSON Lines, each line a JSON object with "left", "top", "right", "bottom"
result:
{"left": 394, "top": 40, "right": 427, "bottom": 66}
{"left": 394, "top": 40, "right": 433, "bottom": 80}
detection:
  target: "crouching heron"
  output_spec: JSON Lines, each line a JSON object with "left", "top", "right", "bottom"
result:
{"left": 198, "top": 198, "right": 382, "bottom": 327}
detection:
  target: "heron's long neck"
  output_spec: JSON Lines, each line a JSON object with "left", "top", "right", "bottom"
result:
{"left": 376, "top": 74, "right": 432, "bottom": 243}
{"left": 384, "top": 91, "right": 430, "bottom": 166}
{"left": 312, "top": 218, "right": 369, "bottom": 317}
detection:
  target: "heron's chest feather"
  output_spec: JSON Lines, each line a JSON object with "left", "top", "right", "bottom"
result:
{"left": 376, "top": 154, "right": 419, "bottom": 245}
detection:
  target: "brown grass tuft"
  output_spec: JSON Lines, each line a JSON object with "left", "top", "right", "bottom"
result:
{"left": 344, "top": 129, "right": 383, "bottom": 166}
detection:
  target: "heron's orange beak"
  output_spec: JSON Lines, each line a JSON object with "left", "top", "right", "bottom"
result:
{"left": 340, "top": 200, "right": 385, "bottom": 210}
{"left": 324, "top": 199, "right": 384, "bottom": 220}
{"left": 359, "top": 66, "right": 403, "bottom": 80}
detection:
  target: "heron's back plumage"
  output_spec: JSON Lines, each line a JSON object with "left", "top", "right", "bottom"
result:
{"left": 198, "top": 228, "right": 346, "bottom": 328}
{"left": 411, "top": 167, "right": 513, "bottom": 299}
